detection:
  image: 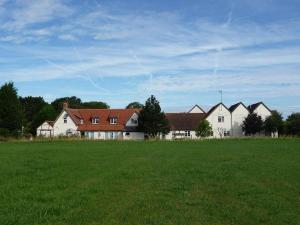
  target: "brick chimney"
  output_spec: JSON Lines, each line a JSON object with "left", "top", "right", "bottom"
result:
{"left": 63, "top": 102, "right": 69, "bottom": 109}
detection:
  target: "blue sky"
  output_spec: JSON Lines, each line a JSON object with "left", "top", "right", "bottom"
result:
{"left": 0, "top": 0, "right": 300, "bottom": 115}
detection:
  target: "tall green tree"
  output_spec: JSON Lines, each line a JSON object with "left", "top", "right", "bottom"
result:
{"left": 19, "top": 96, "right": 47, "bottom": 134}
{"left": 196, "top": 119, "right": 213, "bottom": 138}
{"left": 51, "top": 96, "right": 82, "bottom": 115}
{"left": 138, "top": 95, "right": 170, "bottom": 138}
{"left": 264, "top": 111, "right": 283, "bottom": 135}
{"left": 0, "top": 82, "right": 23, "bottom": 137}
{"left": 242, "top": 112, "right": 263, "bottom": 136}
{"left": 81, "top": 101, "right": 109, "bottom": 109}
{"left": 126, "top": 102, "right": 143, "bottom": 109}
{"left": 285, "top": 113, "right": 300, "bottom": 136}
{"left": 32, "top": 105, "right": 56, "bottom": 133}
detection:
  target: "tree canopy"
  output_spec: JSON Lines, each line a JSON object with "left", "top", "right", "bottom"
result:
{"left": 195, "top": 119, "right": 213, "bottom": 138}
{"left": 242, "top": 112, "right": 263, "bottom": 136}
{"left": 32, "top": 105, "right": 56, "bottom": 134}
{"left": 138, "top": 95, "right": 170, "bottom": 138}
{"left": 51, "top": 96, "right": 82, "bottom": 115}
{"left": 285, "top": 113, "right": 300, "bottom": 136}
{"left": 126, "top": 102, "right": 143, "bottom": 109}
{"left": 264, "top": 111, "right": 283, "bottom": 135}
{"left": 19, "top": 96, "right": 47, "bottom": 134}
{"left": 0, "top": 82, "right": 23, "bottom": 136}
{"left": 81, "top": 101, "right": 110, "bottom": 109}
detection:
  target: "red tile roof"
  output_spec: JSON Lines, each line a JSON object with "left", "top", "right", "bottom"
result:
{"left": 65, "top": 108, "right": 140, "bottom": 132}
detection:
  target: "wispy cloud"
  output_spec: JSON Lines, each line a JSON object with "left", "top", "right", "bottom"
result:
{"left": 0, "top": 0, "right": 299, "bottom": 112}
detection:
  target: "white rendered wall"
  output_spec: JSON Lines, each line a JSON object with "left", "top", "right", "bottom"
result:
{"left": 231, "top": 105, "right": 249, "bottom": 137}
{"left": 36, "top": 122, "right": 54, "bottom": 137}
{"left": 253, "top": 104, "right": 272, "bottom": 121}
{"left": 206, "top": 105, "right": 231, "bottom": 138}
{"left": 53, "top": 111, "right": 79, "bottom": 136}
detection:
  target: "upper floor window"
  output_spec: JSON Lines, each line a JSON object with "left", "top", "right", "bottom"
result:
{"left": 218, "top": 116, "right": 224, "bottom": 123}
{"left": 63, "top": 114, "right": 68, "bottom": 124}
{"left": 110, "top": 117, "right": 117, "bottom": 124}
{"left": 80, "top": 119, "right": 84, "bottom": 124}
{"left": 131, "top": 118, "right": 138, "bottom": 124}
{"left": 92, "top": 117, "right": 99, "bottom": 124}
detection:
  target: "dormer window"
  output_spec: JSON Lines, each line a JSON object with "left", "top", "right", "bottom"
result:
{"left": 80, "top": 119, "right": 84, "bottom": 124}
{"left": 110, "top": 117, "right": 117, "bottom": 124}
{"left": 92, "top": 117, "right": 99, "bottom": 124}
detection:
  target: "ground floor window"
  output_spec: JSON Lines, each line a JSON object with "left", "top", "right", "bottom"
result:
{"left": 224, "top": 131, "right": 230, "bottom": 137}
{"left": 185, "top": 131, "right": 191, "bottom": 137}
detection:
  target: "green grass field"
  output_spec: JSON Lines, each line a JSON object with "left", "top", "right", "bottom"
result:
{"left": 0, "top": 139, "right": 299, "bottom": 225}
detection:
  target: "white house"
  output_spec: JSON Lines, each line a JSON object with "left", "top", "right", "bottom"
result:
{"left": 229, "top": 102, "right": 249, "bottom": 137}
{"left": 248, "top": 102, "right": 272, "bottom": 121}
{"left": 164, "top": 113, "right": 205, "bottom": 140}
{"left": 36, "top": 121, "right": 54, "bottom": 137}
{"left": 248, "top": 102, "right": 276, "bottom": 137}
{"left": 205, "top": 103, "right": 232, "bottom": 138}
{"left": 49, "top": 103, "right": 144, "bottom": 140}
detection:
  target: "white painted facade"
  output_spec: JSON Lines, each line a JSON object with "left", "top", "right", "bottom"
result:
{"left": 231, "top": 104, "right": 249, "bottom": 137}
{"left": 252, "top": 104, "right": 272, "bottom": 121}
{"left": 206, "top": 104, "right": 232, "bottom": 138}
{"left": 36, "top": 122, "right": 54, "bottom": 137}
{"left": 53, "top": 111, "right": 80, "bottom": 137}
{"left": 164, "top": 130, "right": 197, "bottom": 140}
{"left": 49, "top": 110, "right": 144, "bottom": 140}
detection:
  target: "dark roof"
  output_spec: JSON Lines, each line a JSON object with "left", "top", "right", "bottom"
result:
{"left": 165, "top": 113, "right": 206, "bottom": 130}
{"left": 205, "top": 103, "right": 230, "bottom": 117}
{"left": 229, "top": 102, "right": 249, "bottom": 112}
{"left": 45, "top": 121, "right": 54, "bottom": 127}
{"left": 188, "top": 104, "right": 205, "bottom": 113}
{"left": 248, "top": 102, "right": 272, "bottom": 113}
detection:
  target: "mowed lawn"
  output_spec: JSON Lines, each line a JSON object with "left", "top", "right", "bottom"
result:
{"left": 0, "top": 140, "right": 299, "bottom": 225}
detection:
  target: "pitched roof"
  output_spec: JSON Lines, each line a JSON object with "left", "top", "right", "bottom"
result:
{"left": 229, "top": 102, "right": 249, "bottom": 112}
{"left": 45, "top": 121, "right": 54, "bottom": 127}
{"left": 188, "top": 104, "right": 205, "bottom": 113}
{"left": 205, "top": 103, "right": 230, "bottom": 117}
{"left": 65, "top": 108, "right": 139, "bottom": 131}
{"left": 248, "top": 102, "right": 272, "bottom": 113}
{"left": 165, "top": 113, "right": 206, "bottom": 130}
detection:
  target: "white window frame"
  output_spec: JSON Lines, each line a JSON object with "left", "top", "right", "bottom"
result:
{"left": 92, "top": 117, "right": 99, "bottom": 124}
{"left": 110, "top": 117, "right": 117, "bottom": 124}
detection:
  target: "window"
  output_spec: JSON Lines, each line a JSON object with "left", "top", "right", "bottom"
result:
{"left": 218, "top": 116, "right": 224, "bottom": 123}
{"left": 63, "top": 114, "right": 68, "bottom": 123}
{"left": 131, "top": 118, "right": 138, "bottom": 124}
{"left": 110, "top": 117, "right": 117, "bottom": 124}
{"left": 185, "top": 131, "right": 191, "bottom": 137}
{"left": 80, "top": 119, "right": 84, "bottom": 124}
{"left": 92, "top": 117, "right": 99, "bottom": 124}
{"left": 224, "top": 131, "right": 230, "bottom": 137}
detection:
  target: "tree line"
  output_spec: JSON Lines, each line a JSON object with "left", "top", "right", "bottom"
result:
{"left": 0, "top": 82, "right": 300, "bottom": 138}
